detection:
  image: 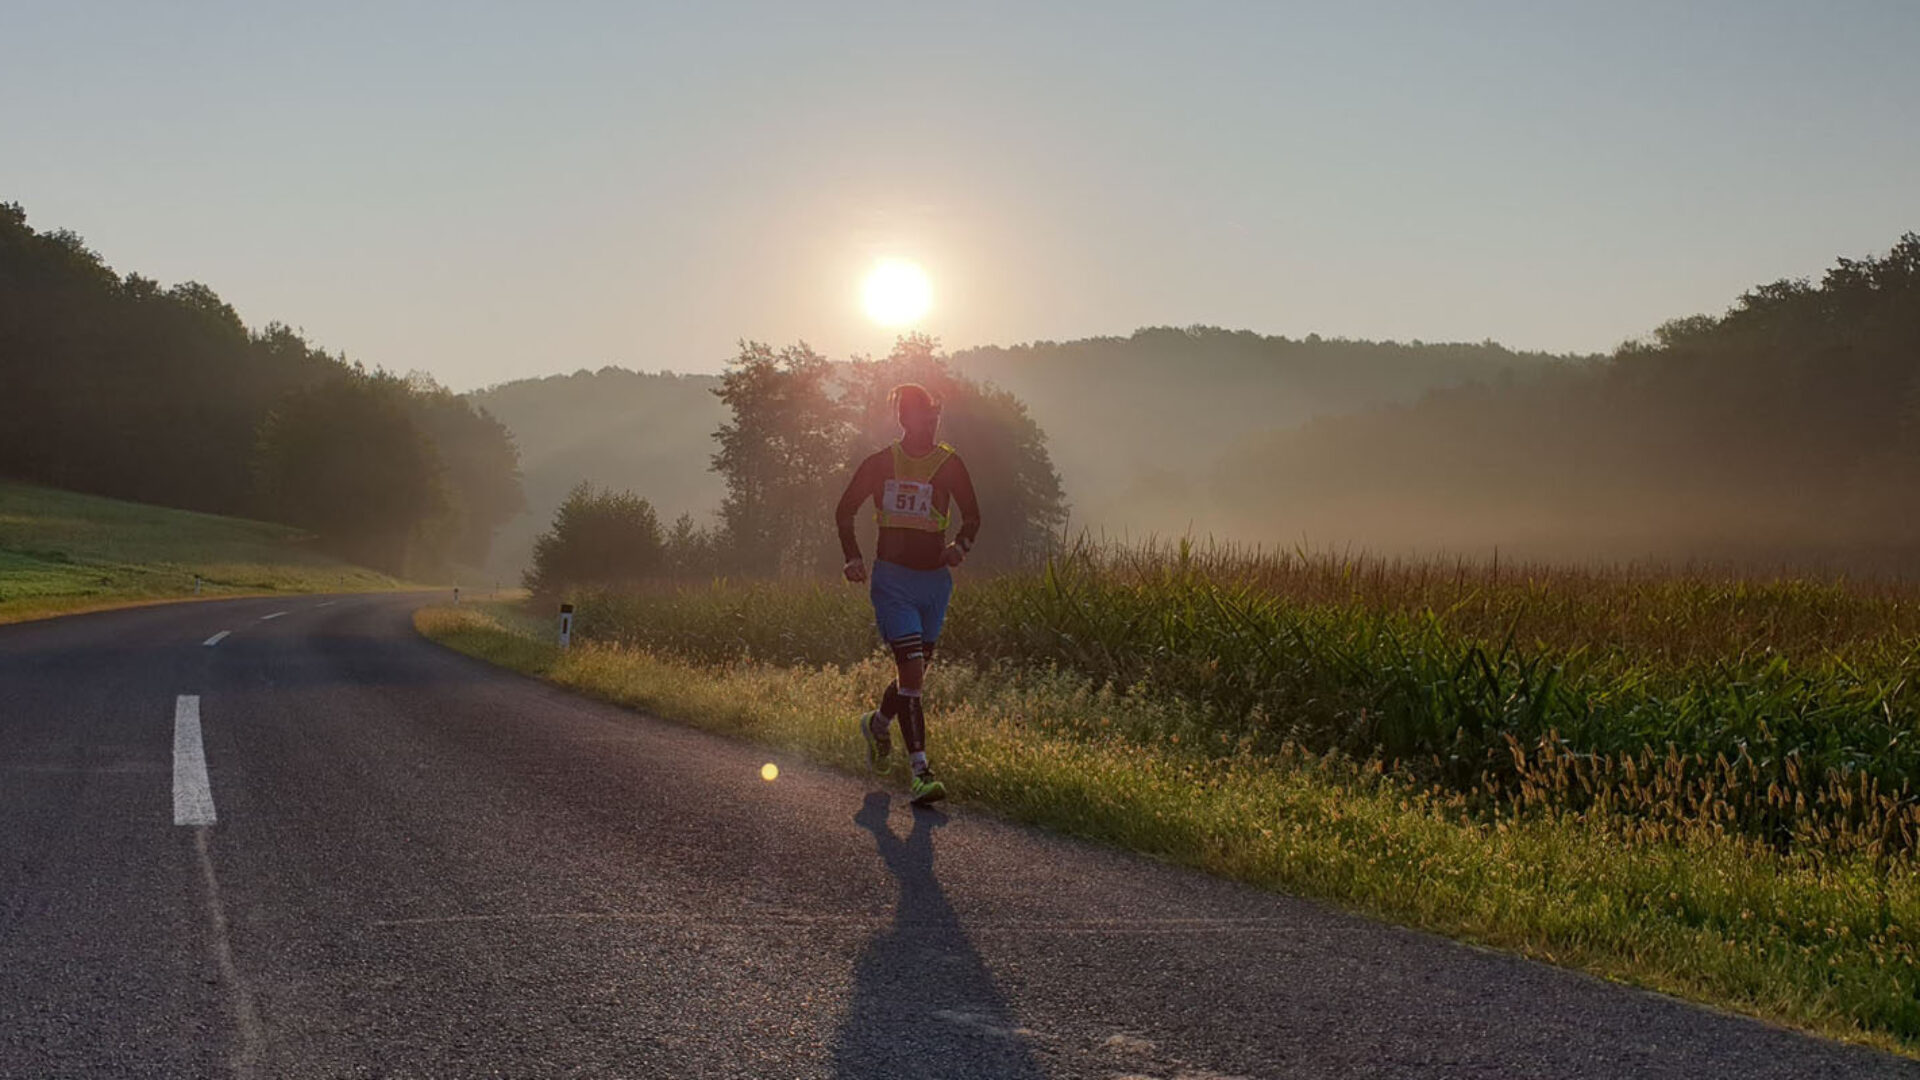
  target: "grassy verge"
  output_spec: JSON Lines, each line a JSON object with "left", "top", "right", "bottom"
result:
{"left": 420, "top": 601, "right": 1920, "bottom": 1057}
{"left": 0, "top": 482, "right": 404, "bottom": 623}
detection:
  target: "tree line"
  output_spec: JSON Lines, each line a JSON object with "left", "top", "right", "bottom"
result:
{"left": 1218, "top": 234, "right": 1920, "bottom": 569}
{"left": 525, "top": 335, "right": 1068, "bottom": 592}
{"left": 0, "top": 202, "right": 522, "bottom": 574}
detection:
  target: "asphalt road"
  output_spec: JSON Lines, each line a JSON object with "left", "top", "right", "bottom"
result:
{"left": 2, "top": 592, "right": 1915, "bottom": 1079}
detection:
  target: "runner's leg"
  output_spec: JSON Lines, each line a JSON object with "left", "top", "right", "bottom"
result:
{"left": 878, "top": 681, "right": 905, "bottom": 730}
{"left": 892, "top": 635, "right": 927, "bottom": 760}
{"left": 871, "top": 562, "right": 926, "bottom": 756}
{"left": 905, "top": 569, "right": 954, "bottom": 775}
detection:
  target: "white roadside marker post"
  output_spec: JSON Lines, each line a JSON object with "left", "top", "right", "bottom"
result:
{"left": 558, "top": 602, "right": 574, "bottom": 650}
{"left": 193, "top": 575, "right": 202, "bottom": 595}
{"left": 453, "top": 585, "right": 461, "bottom": 605}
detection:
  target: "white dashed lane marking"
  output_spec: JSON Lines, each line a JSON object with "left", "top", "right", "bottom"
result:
{"left": 203, "top": 631, "right": 230, "bottom": 647}
{"left": 259, "top": 611, "right": 287, "bottom": 621}
{"left": 172, "top": 695, "right": 216, "bottom": 826}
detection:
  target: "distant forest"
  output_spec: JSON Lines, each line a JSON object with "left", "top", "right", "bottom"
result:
{"left": 953, "top": 329, "right": 1579, "bottom": 536}
{"left": 477, "top": 330, "right": 1549, "bottom": 579}
{"left": 1218, "top": 234, "right": 1920, "bottom": 569}
{"left": 0, "top": 203, "right": 522, "bottom": 574}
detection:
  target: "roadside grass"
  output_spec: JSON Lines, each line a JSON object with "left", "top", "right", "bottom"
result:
{"left": 0, "top": 482, "right": 402, "bottom": 623}
{"left": 419, "top": 602, "right": 1920, "bottom": 1057}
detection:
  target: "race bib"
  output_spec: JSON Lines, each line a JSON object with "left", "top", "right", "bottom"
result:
{"left": 882, "top": 479, "right": 935, "bottom": 521}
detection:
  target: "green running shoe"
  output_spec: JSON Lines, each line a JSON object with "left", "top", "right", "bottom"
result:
{"left": 859, "top": 710, "right": 892, "bottom": 772}
{"left": 909, "top": 770, "right": 947, "bottom": 806}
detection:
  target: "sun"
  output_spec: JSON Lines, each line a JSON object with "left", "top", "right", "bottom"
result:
{"left": 861, "top": 258, "right": 932, "bottom": 327}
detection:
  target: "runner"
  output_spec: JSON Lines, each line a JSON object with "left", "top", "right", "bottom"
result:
{"left": 835, "top": 383, "right": 981, "bottom": 805}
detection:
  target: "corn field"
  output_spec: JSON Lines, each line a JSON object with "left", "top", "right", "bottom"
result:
{"left": 561, "top": 539, "right": 1920, "bottom": 859}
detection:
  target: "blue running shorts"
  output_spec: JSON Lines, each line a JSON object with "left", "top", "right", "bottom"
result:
{"left": 869, "top": 559, "right": 954, "bottom": 647}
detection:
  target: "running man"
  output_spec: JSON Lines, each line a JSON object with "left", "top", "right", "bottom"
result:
{"left": 835, "top": 383, "right": 981, "bottom": 805}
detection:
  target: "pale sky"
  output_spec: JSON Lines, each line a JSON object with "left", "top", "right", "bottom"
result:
{"left": 5, "top": 2, "right": 1916, "bottom": 389}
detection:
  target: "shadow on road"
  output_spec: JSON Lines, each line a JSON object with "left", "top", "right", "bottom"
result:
{"left": 831, "top": 792, "right": 1046, "bottom": 1080}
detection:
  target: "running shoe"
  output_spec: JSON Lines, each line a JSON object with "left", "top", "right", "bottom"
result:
{"left": 909, "top": 770, "right": 947, "bottom": 805}
{"left": 859, "top": 709, "right": 892, "bottom": 772}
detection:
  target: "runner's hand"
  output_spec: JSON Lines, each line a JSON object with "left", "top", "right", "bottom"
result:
{"left": 844, "top": 558, "right": 867, "bottom": 583}
{"left": 943, "top": 543, "right": 966, "bottom": 568}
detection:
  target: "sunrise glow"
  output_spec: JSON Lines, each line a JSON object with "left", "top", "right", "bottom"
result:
{"left": 861, "top": 259, "right": 932, "bottom": 327}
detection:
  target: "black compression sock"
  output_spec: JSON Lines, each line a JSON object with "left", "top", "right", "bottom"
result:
{"left": 901, "top": 693, "right": 927, "bottom": 756}
{"left": 880, "top": 681, "right": 902, "bottom": 721}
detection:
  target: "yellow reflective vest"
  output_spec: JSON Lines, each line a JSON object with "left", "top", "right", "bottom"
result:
{"left": 874, "top": 441, "right": 955, "bottom": 533}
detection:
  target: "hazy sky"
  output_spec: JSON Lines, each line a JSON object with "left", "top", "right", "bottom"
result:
{"left": 6, "top": 2, "right": 1917, "bottom": 389}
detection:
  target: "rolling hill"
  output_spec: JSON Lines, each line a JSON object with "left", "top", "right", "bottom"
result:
{"left": 472, "top": 332, "right": 1569, "bottom": 580}
{"left": 0, "top": 482, "right": 402, "bottom": 623}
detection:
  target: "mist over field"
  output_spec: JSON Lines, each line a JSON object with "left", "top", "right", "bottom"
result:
{"left": 471, "top": 329, "right": 1576, "bottom": 581}
{"left": 478, "top": 234, "right": 1920, "bottom": 581}
{"left": 469, "top": 370, "right": 726, "bottom": 585}
{"left": 952, "top": 329, "right": 1578, "bottom": 543}
{"left": 1210, "top": 238, "right": 1920, "bottom": 571}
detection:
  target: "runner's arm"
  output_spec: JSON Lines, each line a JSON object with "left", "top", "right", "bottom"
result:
{"left": 947, "top": 455, "right": 982, "bottom": 554}
{"left": 834, "top": 453, "right": 884, "bottom": 563}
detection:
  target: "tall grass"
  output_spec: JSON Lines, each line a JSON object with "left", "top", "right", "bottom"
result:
{"left": 561, "top": 540, "right": 1920, "bottom": 858}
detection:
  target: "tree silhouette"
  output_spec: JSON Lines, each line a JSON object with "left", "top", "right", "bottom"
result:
{"left": 524, "top": 482, "right": 666, "bottom": 594}
{"left": 711, "top": 341, "right": 852, "bottom": 574}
